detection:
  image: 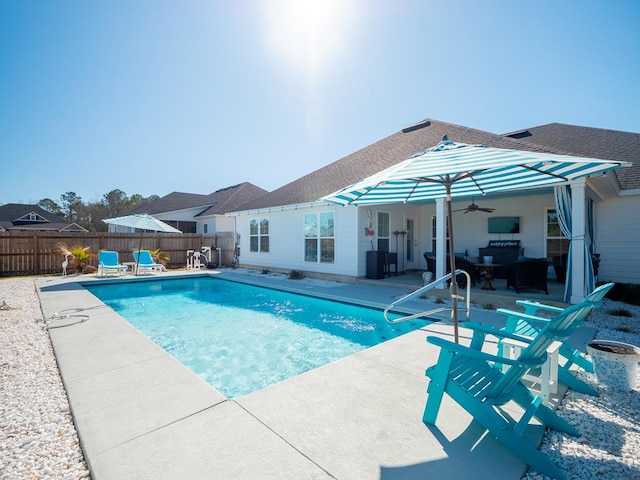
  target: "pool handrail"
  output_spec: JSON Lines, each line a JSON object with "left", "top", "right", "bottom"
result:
{"left": 383, "top": 269, "right": 471, "bottom": 324}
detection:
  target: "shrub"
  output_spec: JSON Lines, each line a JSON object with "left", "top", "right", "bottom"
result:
{"left": 288, "top": 270, "right": 305, "bottom": 280}
{"left": 605, "top": 282, "right": 640, "bottom": 306}
{"left": 608, "top": 308, "right": 634, "bottom": 317}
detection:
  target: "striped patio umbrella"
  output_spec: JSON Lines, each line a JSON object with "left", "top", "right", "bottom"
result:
{"left": 103, "top": 213, "right": 182, "bottom": 234}
{"left": 321, "top": 136, "right": 631, "bottom": 342}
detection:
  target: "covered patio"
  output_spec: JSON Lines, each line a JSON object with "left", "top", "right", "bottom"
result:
{"left": 322, "top": 137, "right": 631, "bottom": 310}
{"left": 361, "top": 269, "right": 568, "bottom": 313}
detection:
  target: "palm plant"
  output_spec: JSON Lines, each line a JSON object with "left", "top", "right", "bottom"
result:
{"left": 150, "top": 248, "right": 170, "bottom": 268}
{"left": 56, "top": 243, "right": 95, "bottom": 273}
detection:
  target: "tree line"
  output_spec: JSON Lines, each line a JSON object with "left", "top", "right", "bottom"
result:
{"left": 38, "top": 189, "right": 159, "bottom": 232}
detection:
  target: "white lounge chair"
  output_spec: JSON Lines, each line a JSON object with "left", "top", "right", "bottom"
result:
{"left": 98, "top": 251, "right": 128, "bottom": 277}
{"left": 132, "top": 250, "right": 164, "bottom": 274}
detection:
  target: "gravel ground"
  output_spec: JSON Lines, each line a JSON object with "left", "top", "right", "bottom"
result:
{"left": 1, "top": 275, "right": 639, "bottom": 480}
{"left": 0, "top": 278, "right": 90, "bottom": 480}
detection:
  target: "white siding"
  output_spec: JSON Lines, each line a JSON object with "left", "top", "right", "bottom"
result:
{"left": 231, "top": 189, "right": 640, "bottom": 284}
{"left": 196, "top": 215, "right": 235, "bottom": 234}
{"left": 595, "top": 195, "right": 640, "bottom": 284}
{"left": 448, "top": 193, "right": 554, "bottom": 260}
{"left": 413, "top": 192, "right": 555, "bottom": 261}
{"left": 235, "top": 206, "right": 359, "bottom": 276}
{"left": 356, "top": 203, "right": 429, "bottom": 276}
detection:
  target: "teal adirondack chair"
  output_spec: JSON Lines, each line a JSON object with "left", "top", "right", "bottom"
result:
{"left": 423, "top": 299, "right": 596, "bottom": 480}
{"left": 497, "top": 282, "right": 615, "bottom": 396}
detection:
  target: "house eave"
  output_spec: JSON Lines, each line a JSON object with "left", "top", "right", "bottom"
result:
{"left": 619, "top": 187, "right": 640, "bottom": 196}
{"left": 226, "top": 201, "right": 338, "bottom": 217}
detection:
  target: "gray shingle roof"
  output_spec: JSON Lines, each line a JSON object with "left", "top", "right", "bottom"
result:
{"left": 237, "top": 119, "right": 639, "bottom": 211}
{"left": 0, "top": 203, "right": 80, "bottom": 231}
{"left": 502, "top": 123, "right": 640, "bottom": 190}
{"left": 237, "top": 118, "right": 558, "bottom": 211}
{"left": 129, "top": 182, "right": 268, "bottom": 216}
{"left": 196, "top": 183, "right": 269, "bottom": 216}
{"left": 128, "top": 192, "right": 213, "bottom": 215}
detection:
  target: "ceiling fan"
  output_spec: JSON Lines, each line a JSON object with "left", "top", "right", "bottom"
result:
{"left": 453, "top": 198, "right": 496, "bottom": 214}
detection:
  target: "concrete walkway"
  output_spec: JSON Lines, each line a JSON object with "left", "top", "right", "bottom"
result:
{"left": 36, "top": 270, "right": 576, "bottom": 480}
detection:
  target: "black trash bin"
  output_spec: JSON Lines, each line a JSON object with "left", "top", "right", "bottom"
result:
{"left": 366, "top": 251, "right": 385, "bottom": 279}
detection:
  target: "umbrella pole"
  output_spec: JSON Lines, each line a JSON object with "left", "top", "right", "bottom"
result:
{"left": 136, "top": 231, "right": 143, "bottom": 276}
{"left": 445, "top": 183, "right": 459, "bottom": 343}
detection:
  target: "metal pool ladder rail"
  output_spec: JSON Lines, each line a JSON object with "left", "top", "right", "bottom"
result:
{"left": 383, "top": 270, "right": 471, "bottom": 324}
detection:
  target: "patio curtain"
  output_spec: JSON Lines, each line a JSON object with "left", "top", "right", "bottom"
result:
{"left": 554, "top": 185, "right": 595, "bottom": 302}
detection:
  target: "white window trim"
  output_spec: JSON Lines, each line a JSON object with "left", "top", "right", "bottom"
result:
{"left": 249, "top": 217, "right": 270, "bottom": 253}
{"left": 304, "top": 211, "right": 335, "bottom": 263}
{"left": 376, "top": 210, "right": 391, "bottom": 251}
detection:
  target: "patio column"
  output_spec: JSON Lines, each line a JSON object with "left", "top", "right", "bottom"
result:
{"left": 435, "top": 197, "right": 447, "bottom": 289}
{"left": 570, "top": 179, "right": 587, "bottom": 303}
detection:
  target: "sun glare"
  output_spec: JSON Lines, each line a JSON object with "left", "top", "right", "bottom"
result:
{"left": 262, "top": 0, "right": 359, "bottom": 80}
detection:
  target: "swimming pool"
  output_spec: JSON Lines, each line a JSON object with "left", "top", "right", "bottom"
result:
{"left": 85, "top": 276, "right": 430, "bottom": 398}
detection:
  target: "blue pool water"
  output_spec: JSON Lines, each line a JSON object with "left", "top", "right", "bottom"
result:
{"left": 85, "top": 277, "right": 429, "bottom": 398}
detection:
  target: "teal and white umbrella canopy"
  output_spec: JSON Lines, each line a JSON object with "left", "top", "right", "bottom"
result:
{"left": 321, "top": 137, "right": 631, "bottom": 342}
{"left": 103, "top": 213, "right": 182, "bottom": 233}
{"left": 322, "top": 137, "right": 631, "bottom": 206}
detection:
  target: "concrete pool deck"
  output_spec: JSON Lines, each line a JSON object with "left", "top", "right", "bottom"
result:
{"left": 35, "top": 270, "right": 583, "bottom": 479}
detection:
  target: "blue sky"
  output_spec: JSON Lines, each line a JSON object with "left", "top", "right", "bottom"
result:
{"left": 1, "top": 0, "right": 639, "bottom": 206}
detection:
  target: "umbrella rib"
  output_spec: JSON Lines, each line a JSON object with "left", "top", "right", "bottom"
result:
{"left": 469, "top": 175, "right": 486, "bottom": 195}
{"left": 522, "top": 165, "right": 568, "bottom": 181}
{"left": 451, "top": 170, "right": 485, "bottom": 182}
{"left": 404, "top": 182, "right": 421, "bottom": 203}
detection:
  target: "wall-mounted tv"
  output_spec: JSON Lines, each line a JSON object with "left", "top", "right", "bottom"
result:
{"left": 488, "top": 216, "right": 520, "bottom": 234}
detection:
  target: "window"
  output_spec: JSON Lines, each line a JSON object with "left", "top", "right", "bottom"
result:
{"left": 16, "top": 212, "right": 48, "bottom": 223}
{"left": 406, "top": 218, "right": 414, "bottom": 262}
{"left": 249, "top": 218, "right": 269, "bottom": 253}
{"left": 377, "top": 211, "right": 390, "bottom": 252}
{"left": 546, "top": 209, "right": 569, "bottom": 260}
{"left": 305, "top": 212, "right": 334, "bottom": 263}
{"left": 203, "top": 224, "right": 208, "bottom": 234}
{"left": 430, "top": 215, "right": 449, "bottom": 253}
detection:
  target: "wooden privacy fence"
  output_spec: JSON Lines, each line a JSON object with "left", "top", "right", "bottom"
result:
{"left": 0, "top": 231, "right": 238, "bottom": 277}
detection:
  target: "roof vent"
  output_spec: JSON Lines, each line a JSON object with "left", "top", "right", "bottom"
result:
{"left": 506, "top": 130, "right": 532, "bottom": 139}
{"left": 402, "top": 120, "right": 431, "bottom": 133}
{"left": 213, "top": 184, "right": 240, "bottom": 193}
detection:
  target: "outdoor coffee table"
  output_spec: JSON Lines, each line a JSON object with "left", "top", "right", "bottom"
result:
{"left": 123, "top": 262, "right": 137, "bottom": 274}
{"left": 474, "top": 263, "right": 501, "bottom": 290}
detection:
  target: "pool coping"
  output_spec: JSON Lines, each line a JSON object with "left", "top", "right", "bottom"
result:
{"left": 36, "top": 269, "right": 574, "bottom": 479}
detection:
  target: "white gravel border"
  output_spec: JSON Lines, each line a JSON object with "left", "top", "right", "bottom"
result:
{"left": 1, "top": 275, "right": 638, "bottom": 480}
{"left": 0, "top": 277, "right": 90, "bottom": 480}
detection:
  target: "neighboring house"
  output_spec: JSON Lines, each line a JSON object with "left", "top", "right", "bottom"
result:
{"left": 228, "top": 118, "right": 639, "bottom": 299}
{"left": 0, "top": 204, "right": 88, "bottom": 232}
{"left": 108, "top": 182, "right": 268, "bottom": 234}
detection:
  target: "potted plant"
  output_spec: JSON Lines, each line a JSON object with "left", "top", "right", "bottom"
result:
{"left": 586, "top": 339, "right": 640, "bottom": 392}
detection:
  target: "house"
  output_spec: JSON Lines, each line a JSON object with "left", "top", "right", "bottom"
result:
{"left": 0, "top": 203, "right": 88, "bottom": 232}
{"left": 227, "top": 119, "right": 639, "bottom": 301}
{"left": 109, "top": 182, "right": 268, "bottom": 234}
